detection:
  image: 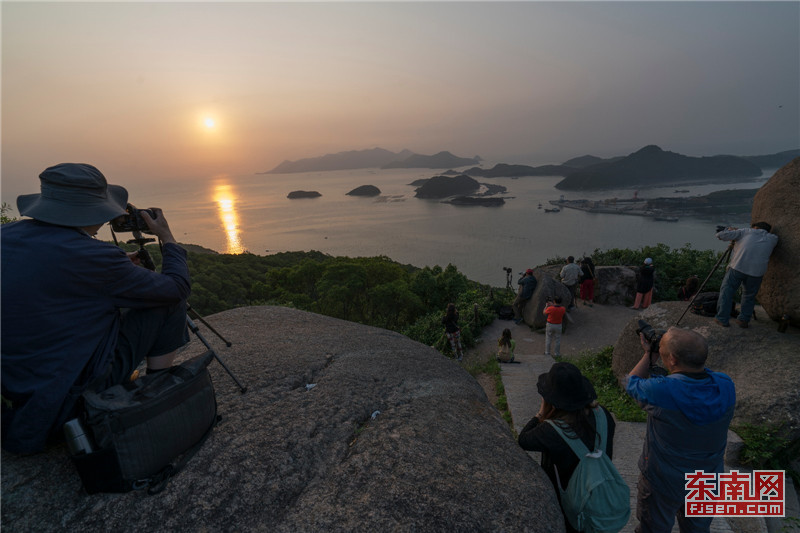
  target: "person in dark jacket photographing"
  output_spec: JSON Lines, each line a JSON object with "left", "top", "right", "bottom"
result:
{"left": 1, "top": 163, "right": 191, "bottom": 454}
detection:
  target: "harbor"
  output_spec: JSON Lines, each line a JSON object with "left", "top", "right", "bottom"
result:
{"left": 549, "top": 188, "right": 758, "bottom": 222}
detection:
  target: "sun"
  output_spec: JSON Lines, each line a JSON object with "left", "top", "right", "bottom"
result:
{"left": 204, "top": 117, "right": 216, "bottom": 129}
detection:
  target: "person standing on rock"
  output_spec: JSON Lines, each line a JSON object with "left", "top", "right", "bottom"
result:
{"left": 560, "top": 256, "right": 582, "bottom": 310}
{"left": 631, "top": 258, "right": 655, "bottom": 309}
{"left": 543, "top": 297, "right": 566, "bottom": 357}
{"left": 626, "top": 327, "right": 735, "bottom": 533}
{"left": 513, "top": 269, "right": 538, "bottom": 324}
{"left": 518, "top": 362, "right": 617, "bottom": 533}
{"left": 442, "top": 303, "right": 464, "bottom": 361}
{"left": 714, "top": 222, "right": 778, "bottom": 328}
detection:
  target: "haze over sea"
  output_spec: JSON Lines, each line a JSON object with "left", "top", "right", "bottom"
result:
{"left": 94, "top": 164, "right": 772, "bottom": 287}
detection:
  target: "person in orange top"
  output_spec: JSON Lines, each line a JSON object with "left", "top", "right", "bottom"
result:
{"left": 543, "top": 297, "right": 567, "bottom": 356}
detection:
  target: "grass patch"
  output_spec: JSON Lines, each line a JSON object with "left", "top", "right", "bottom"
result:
{"left": 732, "top": 423, "right": 800, "bottom": 485}
{"left": 558, "top": 346, "right": 646, "bottom": 423}
{"left": 465, "top": 357, "right": 515, "bottom": 430}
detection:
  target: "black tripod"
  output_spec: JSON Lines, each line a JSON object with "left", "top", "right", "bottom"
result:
{"left": 675, "top": 242, "right": 734, "bottom": 326}
{"left": 117, "top": 231, "right": 247, "bottom": 393}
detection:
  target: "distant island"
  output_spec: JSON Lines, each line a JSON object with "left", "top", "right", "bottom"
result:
{"left": 287, "top": 190, "right": 322, "bottom": 199}
{"left": 381, "top": 151, "right": 481, "bottom": 169}
{"left": 264, "top": 145, "right": 799, "bottom": 190}
{"left": 413, "top": 175, "right": 507, "bottom": 202}
{"left": 261, "top": 148, "right": 480, "bottom": 174}
{"left": 346, "top": 185, "right": 381, "bottom": 197}
{"left": 554, "top": 145, "right": 764, "bottom": 190}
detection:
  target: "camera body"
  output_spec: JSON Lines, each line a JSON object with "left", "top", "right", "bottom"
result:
{"left": 636, "top": 319, "right": 666, "bottom": 353}
{"left": 503, "top": 267, "right": 513, "bottom": 274}
{"left": 716, "top": 225, "right": 729, "bottom": 233}
{"left": 111, "top": 204, "right": 157, "bottom": 234}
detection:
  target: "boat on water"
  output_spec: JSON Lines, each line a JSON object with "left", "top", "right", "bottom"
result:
{"left": 674, "top": 189, "right": 690, "bottom": 193}
{"left": 654, "top": 216, "right": 679, "bottom": 222}
{"left": 544, "top": 207, "right": 561, "bottom": 213}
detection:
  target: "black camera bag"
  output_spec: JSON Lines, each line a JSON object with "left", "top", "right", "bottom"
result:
{"left": 691, "top": 292, "right": 736, "bottom": 318}
{"left": 70, "top": 350, "right": 218, "bottom": 494}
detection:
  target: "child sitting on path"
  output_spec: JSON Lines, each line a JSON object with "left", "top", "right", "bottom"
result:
{"left": 497, "top": 328, "right": 516, "bottom": 363}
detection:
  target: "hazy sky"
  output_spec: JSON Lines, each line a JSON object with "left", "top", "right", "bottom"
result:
{"left": 2, "top": 1, "right": 798, "bottom": 200}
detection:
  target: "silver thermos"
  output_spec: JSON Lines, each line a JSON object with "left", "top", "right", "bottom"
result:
{"left": 63, "top": 418, "right": 94, "bottom": 455}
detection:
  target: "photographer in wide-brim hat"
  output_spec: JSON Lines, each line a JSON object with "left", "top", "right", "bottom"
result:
{"left": 1, "top": 163, "right": 191, "bottom": 454}
{"left": 518, "top": 362, "right": 617, "bottom": 533}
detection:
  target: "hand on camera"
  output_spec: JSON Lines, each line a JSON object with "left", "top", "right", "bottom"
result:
{"left": 126, "top": 251, "right": 141, "bottom": 266}
{"left": 141, "top": 208, "right": 177, "bottom": 245}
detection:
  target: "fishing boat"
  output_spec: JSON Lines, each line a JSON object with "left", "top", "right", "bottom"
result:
{"left": 544, "top": 207, "right": 561, "bottom": 213}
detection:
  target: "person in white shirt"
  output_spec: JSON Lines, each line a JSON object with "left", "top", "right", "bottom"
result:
{"left": 714, "top": 221, "right": 778, "bottom": 328}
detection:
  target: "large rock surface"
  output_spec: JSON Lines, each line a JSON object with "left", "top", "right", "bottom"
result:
{"left": 522, "top": 269, "right": 573, "bottom": 329}
{"left": 750, "top": 157, "right": 800, "bottom": 327}
{"left": 2, "top": 306, "right": 565, "bottom": 533}
{"left": 611, "top": 302, "right": 800, "bottom": 440}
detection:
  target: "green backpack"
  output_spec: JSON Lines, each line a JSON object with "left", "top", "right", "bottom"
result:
{"left": 546, "top": 408, "right": 631, "bottom": 533}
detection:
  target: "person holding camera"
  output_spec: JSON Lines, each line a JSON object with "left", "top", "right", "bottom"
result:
{"left": 518, "top": 362, "right": 617, "bottom": 533}
{"left": 513, "top": 268, "right": 538, "bottom": 324}
{"left": 543, "top": 296, "right": 566, "bottom": 357}
{"left": 714, "top": 222, "right": 778, "bottom": 328}
{"left": 626, "top": 326, "right": 735, "bottom": 533}
{"left": 1, "top": 163, "right": 191, "bottom": 454}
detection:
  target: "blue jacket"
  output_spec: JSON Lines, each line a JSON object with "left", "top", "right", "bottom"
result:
{"left": 626, "top": 370, "right": 735, "bottom": 502}
{"left": 1, "top": 220, "right": 191, "bottom": 453}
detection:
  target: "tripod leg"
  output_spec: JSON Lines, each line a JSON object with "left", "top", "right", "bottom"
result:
{"left": 676, "top": 244, "right": 733, "bottom": 326}
{"left": 187, "top": 305, "right": 233, "bottom": 347}
{"left": 187, "top": 317, "right": 247, "bottom": 393}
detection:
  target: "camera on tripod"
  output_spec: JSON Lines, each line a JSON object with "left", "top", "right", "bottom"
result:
{"left": 111, "top": 203, "right": 158, "bottom": 234}
{"left": 636, "top": 320, "right": 665, "bottom": 353}
{"left": 503, "top": 267, "right": 513, "bottom": 274}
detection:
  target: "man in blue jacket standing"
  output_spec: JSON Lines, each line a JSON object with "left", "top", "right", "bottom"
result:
{"left": 714, "top": 222, "right": 778, "bottom": 328}
{"left": 1, "top": 163, "right": 191, "bottom": 454}
{"left": 627, "top": 327, "right": 735, "bottom": 533}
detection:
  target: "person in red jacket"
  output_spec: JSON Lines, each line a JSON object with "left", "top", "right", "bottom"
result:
{"left": 543, "top": 297, "right": 567, "bottom": 357}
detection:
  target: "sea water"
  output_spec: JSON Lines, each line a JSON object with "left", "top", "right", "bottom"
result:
{"left": 97, "top": 166, "right": 771, "bottom": 286}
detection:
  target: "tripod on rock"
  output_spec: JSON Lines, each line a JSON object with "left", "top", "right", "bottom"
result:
{"left": 115, "top": 229, "right": 247, "bottom": 393}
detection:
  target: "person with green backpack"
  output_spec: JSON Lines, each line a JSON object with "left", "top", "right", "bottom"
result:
{"left": 519, "top": 362, "right": 630, "bottom": 533}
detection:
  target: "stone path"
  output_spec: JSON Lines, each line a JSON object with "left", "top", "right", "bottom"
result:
{"left": 471, "top": 303, "right": 740, "bottom": 533}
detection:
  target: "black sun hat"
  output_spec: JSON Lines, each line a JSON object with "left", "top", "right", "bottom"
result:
{"left": 16, "top": 163, "right": 128, "bottom": 227}
{"left": 537, "top": 362, "right": 597, "bottom": 411}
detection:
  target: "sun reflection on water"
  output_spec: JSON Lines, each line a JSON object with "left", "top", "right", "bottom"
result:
{"left": 213, "top": 183, "right": 245, "bottom": 254}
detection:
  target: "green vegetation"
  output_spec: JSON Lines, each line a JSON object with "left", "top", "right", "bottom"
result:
{"left": 558, "top": 347, "right": 646, "bottom": 423}
{"left": 179, "top": 250, "right": 505, "bottom": 355}
{"left": 464, "top": 357, "right": 514, "bottom": 428}
{"left": 733, "top": 423, "right": 799, "bottom": 485}
{"left": 548, "top": 243, "right": 726, "bottom": 302}
{"left": 1, "top": 203, "right": 17, "bottom": 225}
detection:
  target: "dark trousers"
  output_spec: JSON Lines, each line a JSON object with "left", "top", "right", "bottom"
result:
{"left": 636, "top": 473, "right": 712, "bottom": 533}
{"left": 104, "top": 301, "right": 190, "bottom": 387}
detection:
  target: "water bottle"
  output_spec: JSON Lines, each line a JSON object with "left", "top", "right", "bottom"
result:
{"left": 63, "top": 419, "right": 94, "bottom": 455}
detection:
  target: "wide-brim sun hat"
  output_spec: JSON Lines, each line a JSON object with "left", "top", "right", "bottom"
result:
{"left": 17, "top": 163, "right": 128, "bottom": 227}
{"left": 537, "top": 362, "right": 597, "bottom": 411}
